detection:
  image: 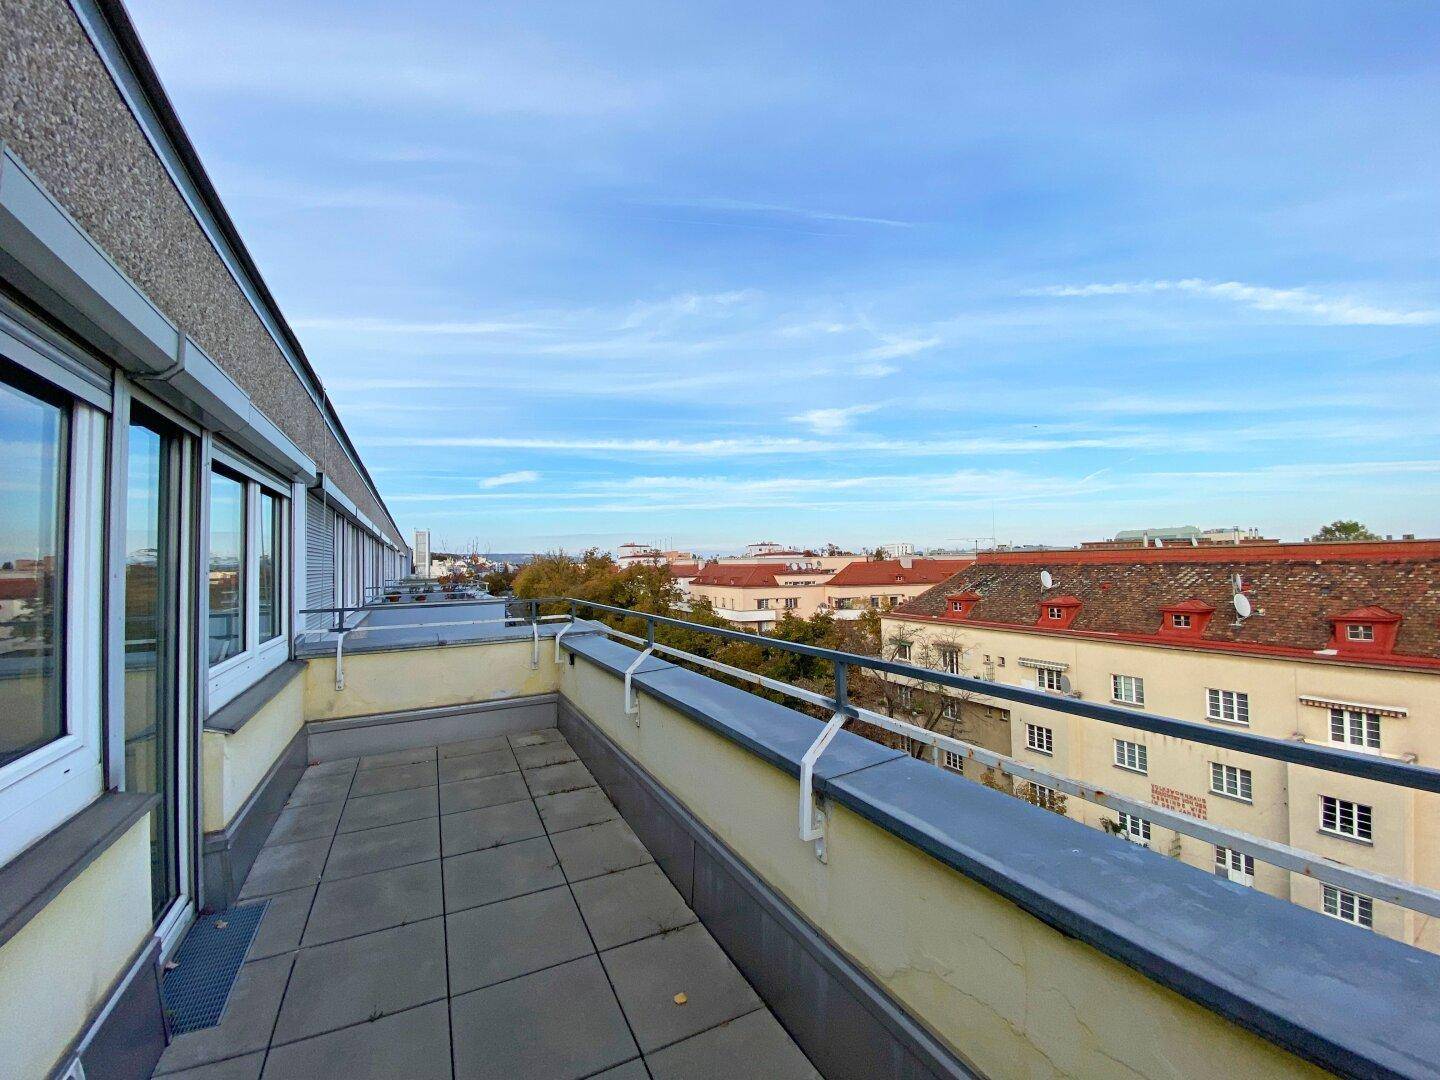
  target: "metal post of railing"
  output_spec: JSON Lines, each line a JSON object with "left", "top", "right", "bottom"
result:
{"left": 624, "top": 613, "right": 658, "bottom": 722}
{"left": 798, "top": 659, "right": 850, "bottom": 863}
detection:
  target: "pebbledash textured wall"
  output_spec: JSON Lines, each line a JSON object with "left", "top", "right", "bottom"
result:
{"left": 0, "top": 0, "right": 403, "bottom": 546}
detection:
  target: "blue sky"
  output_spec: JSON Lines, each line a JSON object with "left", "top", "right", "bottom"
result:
{"left": 128, "top": 1, "right": 1440, "bottom": 554}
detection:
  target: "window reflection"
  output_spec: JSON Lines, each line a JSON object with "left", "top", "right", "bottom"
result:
{"left": 208, "top": 468, "right": 244, "bottom": 665}
{"left": 0, "top": 376, "right": 66, "bottom": 768}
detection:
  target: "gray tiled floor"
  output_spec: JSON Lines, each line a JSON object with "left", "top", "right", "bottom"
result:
{"left": 154, "top": 727, "right": 819, "bottom": 1080}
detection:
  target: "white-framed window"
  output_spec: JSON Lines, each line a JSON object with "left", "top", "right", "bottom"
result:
{"left": 1330, "top": 708, "right": 1380, "bottom": 750}
{"left": 1028, "top": 781, "right": 1061, "bottom": 810}
{"left": 1046, "top": 605, "right": 1063, "bottom": 620}
{"left": 1214, "top": 845, "right": 1255, "bottom": 886}
{"left": 1209, "top": 762, "right": 1253, "bottom": 802}
{"left": 941, "top": 698, "right": 959, "bottom": 721}
{"left": 942, "top": 748, "right": 964, "bottom": 772}
{"left": 1171, "top": 612, "right": 1191, "bottom": 629}
{"left": 1346, "top": 623, "right": 1374, "bottom": 642}
{"left": 1025, "top": 723, "right": 1053, "bottom": 755}
{"left": 1322, "top": 884, "right": 1373, "bottom": 928}
{"left": 0, "top": 355, "right": 106, "bottom": 865}
{"left": 783, "top": 597, "right": 797, "bottom": 610}
{"left": 1116, "top": 812, "right": 1151, "bottom": 843}
{"left": 869, "top": 595, "right": 881, "bottom": 609}
{"left": 1114, "top": 739, "right": 1148, "bottom": 773}
{"left": 207, "top": 447, "right": 290, "bottom": 710}
{"left": 756, "top": 598, "right": 770, "bottom": 610}
{"left": 1036, "top": 667, "right": 1064, "bottom": 692}
{"left": 1206, "top": 688, "right": 1249, "bottom": 726}
{"left": 940, "top": 648, "right": 960, "bottom": 675}
{"left": 1112, "top": 673, "right": 1145, "bottom": 705}
{"left": 893, "top": 641, "right": 912, "bottom": 662}
{"left": 1320, "top": 795, "right": 1372, "bottom": 842}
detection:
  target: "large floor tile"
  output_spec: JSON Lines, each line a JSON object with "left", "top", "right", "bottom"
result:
{"left": 438, "top": 748, "right": 518, "bottom": 784}
{"left": 337, "top": 786, "right": 437, "bottom": 833}
{"left": 161, "top": 1052, "right": 265, "bottom": 1079}
{"left": 349, "top": 760, "right": 437, "bottom": 797}
{"left": 238, "top": 838, "right": 330, "bottom": 899}
{"left": 261, "top": 1000, "right": 451, "bottom": 1080}
{"left": 154, "top": 954, "right": 293, "bottom": 1073}
{"left": 535, "top": 787, "right": 619, "bottom": 834}
{"left": 286, "top": 772, "right": 352, "bottom": 808}
{"left": 550, "top": 818, "right": 652, "bottom": 882}
{"left": 303, "top": 860, "right": 443, "bottom": 947}
{"left": 601, "top": 923, "right": 760, "bottom": 1053}
{"left": 645, "top": 1009, "right": 820, "bottom": 1079}
{"left": 358, "top": 746, "right": 436, "bottom": 771}
{"left": 440, "top": 798, "right": 544, "bottom": 857}
{"left": 322, "top": 816, "right": 439, "bottom": 880}
{"left": 523, "top": 760, "right": 597, "bottom": 798}
{"left": 446, "top": 885, "right": 593, "bottom": 994}
{"left": 588, "top": 1061, "right": 649, "bottom": 1080}
{"left": 300, "top": 758, "right": 357, "bottom": 779}
{"left": 265, "top": 800, "right": 343, "bottom": 847}
{"left": 438, "top": 735, "right": 511, "bottom": 759}
{"left": 438, "top": 770, "right": 529, "bottom": 815}
{"left": 506, "top": 728, "right": 564, "bottom": 749}
{"left": 273, "top": 918, "right": 447, "bottom": 1045}
{"left": 571, "top": 863, "right": 696, "bottom": 951}
{"left": 243, "top": 887, "right": 315, "bottom": 961}
{"left": 443, "top": 835, "right": 564, "bottom": 911}
{"left": 513, "top": 741, "right": 579, "bottom": 771}
{"left": 450, "top": 956, "right": 637, "bottom": 1080}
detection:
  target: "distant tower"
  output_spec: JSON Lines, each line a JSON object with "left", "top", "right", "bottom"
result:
{"left": 414, "top": 529, "right": 431, "bottom": 577}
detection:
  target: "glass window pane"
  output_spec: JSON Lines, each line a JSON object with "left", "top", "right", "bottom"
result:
{"left": 0, "top": 377, "right": 66, "bottom": 767}
{"left": 208, "top": 468, "right": 245, "bottom": 665}
{"left": 258, "top": 491, "right": 281, "bottom": 642}
{"left": 125, "top": 415, "right": 179, "bottom": 917}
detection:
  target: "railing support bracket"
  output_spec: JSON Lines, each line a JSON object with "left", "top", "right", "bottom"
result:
{"left": 799, "top": 710, "right": 848, "bottom": 862}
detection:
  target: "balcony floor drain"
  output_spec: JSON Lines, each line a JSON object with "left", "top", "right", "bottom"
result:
{"left": 160, "top": 900, "right": 269, "bottom": 1035}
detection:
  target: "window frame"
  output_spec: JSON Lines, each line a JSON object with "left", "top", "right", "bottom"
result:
{"left": 1171, "top": 612, "right": 1191, "bottom": 629}
{"left": 1035, "top": 666, "right": 1064, "bottom": 692}
{"left": 1111, "top": 673, "right": 1145, "bottom": 705}
{"left": 1116, "top": 811, "right": 1151, "bottom": 843}
{"left": 1330, "top": 707, "right": 1381, "bottom": 752}
{"left": 1215, "top": 845, "right": 1255, "bottom": 887}
{"left": 1322, "top": 883, "right": 1374, "bottom": 929}
{"left": 1025, "top": 723, "right": 1054, "bottom": 755}
{"left": 1209, "top": 761, "right": 1253, "bottom": 803}
{"left": 0, "top": 353, "right": 107, "bottom": 866}
{"left": 206, "top": 444, "right": 291, "bottom": 711}
{"left": 1346, "top": 623, "right": 1374, "bottom": 642}
{"left": 1113, "top": 739, "right": 1148, "bottom": 774}
{"left": 940, "top": 648, "right": 961, "bottom": 676}
{"left": 1319, "top": 795, "right": 1373, "bottom": 843}
{"left": 1206, "top": 687, "right": 1250, "bottom": 726}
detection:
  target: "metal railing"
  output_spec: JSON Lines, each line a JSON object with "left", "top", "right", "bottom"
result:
{"left": 293, "top": 596, "right": 1440, "bottom": 919}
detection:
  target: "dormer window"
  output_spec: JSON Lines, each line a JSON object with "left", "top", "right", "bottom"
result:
{"left": 945, "top": 590, "right": 981, "bottom": 619}
{"left": 1159, "top": 599, "right": 1215, "bottom": 638}
{"left": 1329, "top": 607, "right": 1401, "bottom": 656}
{"left": 1036, "top": 595, "right": 1081, "bottom": 629}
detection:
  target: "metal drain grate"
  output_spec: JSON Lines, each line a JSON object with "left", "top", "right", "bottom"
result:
{"left": 160, "top": 900, "right": 269, "bottom": 1035}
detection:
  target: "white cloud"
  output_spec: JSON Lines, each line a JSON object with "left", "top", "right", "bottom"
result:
{"left": 862, "top": 336, "right": 941, "bottom": 360}
{"left": 294, "top": 316, "right": 539, "bottom": 335}
{"left": 789, "top": 404, "right": 881, "bottom": 435}
{"left": 1031, "top": 279, "right": 1439, "bottom": 326}
{"left": 478, "top": 470, "right": 540, "bottom": 489}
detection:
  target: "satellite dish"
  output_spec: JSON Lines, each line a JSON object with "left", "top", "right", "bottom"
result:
{"left": 1233, "top": 593, "right": 1252, "bottom": 619}
{"left": 1154, "top": 537, "right": 1164, "bottom": 548}
{"left": 1040, "top": 569, "right": 1053, "bottom": 589}
{"left": 1057, "top": 673, "right": 1072, "bottom": 694}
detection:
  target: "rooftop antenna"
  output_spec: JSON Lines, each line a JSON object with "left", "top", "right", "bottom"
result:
{"left": 1040, "top": 569, "right": 1053, "bottom": 590}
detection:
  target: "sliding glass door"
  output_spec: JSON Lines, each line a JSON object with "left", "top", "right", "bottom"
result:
{"left": 124, "top": 406, "right": 188, "bottom": 924}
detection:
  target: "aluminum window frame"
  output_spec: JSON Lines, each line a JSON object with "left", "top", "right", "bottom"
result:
{"left": 0, "top": 348, "right": 107, "bottom": 866}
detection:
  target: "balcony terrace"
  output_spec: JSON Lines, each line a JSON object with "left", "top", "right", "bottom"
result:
{"left": 163, "top": 595, "right": 1440, "bottom": 1080}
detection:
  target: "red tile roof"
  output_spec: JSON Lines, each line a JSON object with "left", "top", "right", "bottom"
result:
{"left": 826, "top": 558, "right": 973, "bottom": 587}
{"left": 890, "top": 541, "right": 1440, "bottom": 667}
{"left": 668, "top": 562, "right": 702, "bottom": 579}
{"left": 689, "top": 562, "right": 781, "bottom": 588}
